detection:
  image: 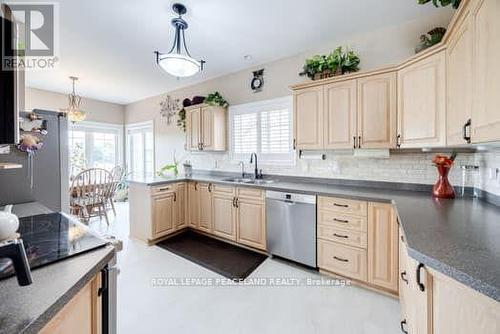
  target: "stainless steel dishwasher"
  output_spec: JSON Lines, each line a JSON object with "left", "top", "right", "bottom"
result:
{"left": 266, "top": 191, "right": 317, "bottom": 267}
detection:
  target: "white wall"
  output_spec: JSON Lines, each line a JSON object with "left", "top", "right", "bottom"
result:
{"left": 126, "top": 11, "right": 455, "bottom": 174}
{"left": 25, "top": 87, "right": 125, "bottom": 124}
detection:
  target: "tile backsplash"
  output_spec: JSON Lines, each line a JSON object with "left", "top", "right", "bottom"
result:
{"left": 186, "top": 150, "right": 481, "bottom": 189}
{"left": 474, "top": 152, "right": 500, "bottom": 196}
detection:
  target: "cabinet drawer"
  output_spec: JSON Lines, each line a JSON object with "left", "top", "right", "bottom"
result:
{"left": 212, "top": 183, "right": 235, "bottom": 195}
{"left": 318, "top": 211, "right": 367, "bottom": 232}
{"left": 318, "top": 226, "right": 367, "bottom": 249}
{"left": 318, "top": 196, "right": 367, "bottom": 217}
{"left": 318, "top": 240, "right": 367, "bottom": 281}
{"left": 151, "top": 184, "right": 175, "bottom": 196}
{"left": 237, "top": 187, "right": 264, "bottom": 200}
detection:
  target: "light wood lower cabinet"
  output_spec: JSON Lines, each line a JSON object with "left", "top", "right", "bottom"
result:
{"left": 236, "top": 196, "right": 266, "bottom": 250}
{"left": 367, "top": 203, "right": 398, "bottom": 293}
{"left": 187, "top": 182, "right": 200, "bottom": 229}
{"left": 318, "top": 239, "right": 367, "bottom": 281}
{"left": 212, "top": 192, "right": 236, "bottom": 241}
{"left": 129, "top": 182, "right": 187, "bottom": 243}
{"left": 152, "top": 193, "right": 175, "bottom": 238}
{"left": 41, "top": 273, "right": 102, "bottom": 334}
{"left": 198, "top": 183, "right": 212, "bottom": 233}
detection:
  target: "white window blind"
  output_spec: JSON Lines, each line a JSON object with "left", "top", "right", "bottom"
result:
{"left": 230, "top": 96, "right": 294, "bottom": 164}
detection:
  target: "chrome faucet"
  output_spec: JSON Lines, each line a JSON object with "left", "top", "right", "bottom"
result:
{"left": 249, "top": 153, "right": 262, "bottom": 179}
{"left": 0, "top": 239, "right": 32, "bottom": 286}
{"left": 239, "top": 161, "right": 245, "bottom": 178}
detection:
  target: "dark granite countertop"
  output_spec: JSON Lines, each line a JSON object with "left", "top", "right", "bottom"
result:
{"left": 0, "top": 245, "right": 115, "bottom": 334}
{"left": 129, "top": 173, "right": 500, "bottom": 301}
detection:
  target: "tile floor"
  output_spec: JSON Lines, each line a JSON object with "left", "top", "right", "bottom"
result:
{"left": 89, "top": 202, "right": 401, "bottom": 334}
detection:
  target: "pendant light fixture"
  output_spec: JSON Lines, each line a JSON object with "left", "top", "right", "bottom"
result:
{"left": 61, "top": 76, "right": 86, "bottom": 123}
{"left": 155, "top": 3, "right": 205, "bottom": 77}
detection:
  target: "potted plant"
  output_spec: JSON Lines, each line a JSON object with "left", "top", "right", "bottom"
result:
{"left": 205, "top": 92, "right": 228, "bottom": 108}
{"left": 114, "top": 168, "right": 132, "bottom": 202}
{"left": 417, "top": 0, "right": 461, "bottom": 9}
{"left": 415, "top": 27, "right": 447, "bottom": 53}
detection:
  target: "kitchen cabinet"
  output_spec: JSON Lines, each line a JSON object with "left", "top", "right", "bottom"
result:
{"left": 198, "top": 182, "right": 213, "bottom": 233}
{"left": 323, "top": 80, "right": 357, "bottom": 149}
{"left": 357, "top": 72, "right": 397, "bottom": 149}
{"left": 236, "top": 191, "right": 266, "bottom": 251}
{"left": 318, "top": 239, "right": 367, "bottom": 281}
{"left": 188, "top": 182, "right": 200, "bottom": 229}
{"left": 185, "top": 104, "right": 227, "bottom": 151}
{"left": 293, "top": 86, "right": 324, "bottom": 150}
{"left": 447, "top": 6, "right": 473, "bottom": 146}
{"left": 212, "top": 192, "right": 237, "bottom": 241}
{"left": 397, "top": 50, "right": 447, "bottom": 148}
{"left": 40, "top": 273, "right": 102, "bottom": 334}
{"left": 152, "top": 192, "right": 175, "bottom": 238}
{"left": 367, "top": 202, "right": 398, "bottom": 293}
{"left": 470, "top": 0, "right": 500, "bottom": 143}
{"left": 174, "top": 182, "right": 187, "bottom": 229}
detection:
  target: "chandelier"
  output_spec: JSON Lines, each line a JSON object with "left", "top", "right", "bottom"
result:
{"left": 155, "top": 3, "right": 205, "bottom": 77}
{"left": 61, "top": 76, "right": 86, "bottom": 123}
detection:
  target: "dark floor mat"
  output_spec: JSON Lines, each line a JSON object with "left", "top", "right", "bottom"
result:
{"left": 156, "top": 230, "right": 267, "bottom": 280}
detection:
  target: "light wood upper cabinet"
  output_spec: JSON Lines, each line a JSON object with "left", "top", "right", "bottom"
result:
{"left": 198, "top": 183, "right": 213, "bottom": 233}
{"left": 236, "top": 196, "right": 266, "bottom": 251}
{"left": 187, "top": 182, "right": 200, "bottom": 229}
{"left": 186, "top": 104, "right": 227, "bottom": 151}
{"left": 293, "top": 86, "right": 324, "bottom": 150}
{"left": 367, "top": 203, "right": 398, "bottom": 292}
{"left": 186, "top": 108, "right": 201, "bottom": 150}
{"left": 357, "top": 72, "right": 397, "bottom": 149}
{"left": 397, "top": 50, "right": 447, "bottom": 148}
{"left": 212, "top": 192, "right": 236, "bottom": 241}
{"left": 447, "top": 7, "right": 473, "bottom": 146}
{"left": 323, "top": 80, "right": 357, "bottom": 149}
{"left": 152, "top": 193, "right": 175, "bottom": 238}
{"left": 471, "top": 0, "right": 500, "bottom": 143}
{"left": 40, "top": 273, "right": 102, "bottom": 334}
{"left": 174, "top": 183, "right": 187, "bottom": 229}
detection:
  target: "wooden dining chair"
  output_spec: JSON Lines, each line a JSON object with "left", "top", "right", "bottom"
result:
{"left": 70, "top": 168, "right": 114, "bottom": 224}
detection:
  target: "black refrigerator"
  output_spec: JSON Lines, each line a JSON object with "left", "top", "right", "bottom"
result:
{"left": 0, "top": 109, "right": 69, "bottom": 212}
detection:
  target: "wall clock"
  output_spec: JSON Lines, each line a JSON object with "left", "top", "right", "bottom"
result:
{"left": 251, "top": 69, "right": 264, "bottom": 93}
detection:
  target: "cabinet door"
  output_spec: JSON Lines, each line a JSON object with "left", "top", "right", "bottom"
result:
{"left": 398, "top": 51, "right": 446, "bottom": 148}
{"left": 152, "top": 193, "right": 175, "bottom": 238}
{"left": 187, "top": 182, "right": 199, "bottom": 228}
{"left": 447, "top": 9, "right": 473, "bottom": 146}
{"left": 407, "top": 259, "right": 433, "bottom": 334}
{"left": 201, "top": 106, "right": 213, "bottom": 150}
{"left": 432, "top": 268, "right": 500, "bottom": 334}
{"left": 399, "top": 229, "right": 413, "bottom": 334}
{"left": 293, "top": 86, "right": 324, "bottom": 150}
{"left": 186, "top": 108, "right": 201, "bottom": 150}
{"left": 212, "top": 193, "right": 236, "bottom": 241}
{"left": 198, "top": 183, "right": 212, "bottom": 233}
{"left": 174, "top": 183, "right": 187, "bottom": 230}
{"left": 40, "top": 273, "right": 101, "bottom": 334}
{"left": 236, "top": 198, "right": 266, "bottom": 250}
{"left": 357, "top": 72, "right": 397, "bottom": 149}
{"left": 323, "top": 80, "right": 357, "bottom": 149}
{"left": 367, "top": 202, "right": 398, "bottom": 292}
{"left": 471, "top": 0, "right": 500, "bottom": 143}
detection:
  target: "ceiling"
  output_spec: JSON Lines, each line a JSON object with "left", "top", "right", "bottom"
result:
{"left": 18, "top": 0, "right": 448, "bottom": 105}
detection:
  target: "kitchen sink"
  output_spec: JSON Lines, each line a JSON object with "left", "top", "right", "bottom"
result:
{"left": 222, "top": 177, "right": 275, "bottom": 185}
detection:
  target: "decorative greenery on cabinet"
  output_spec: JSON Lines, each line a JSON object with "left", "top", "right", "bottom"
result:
{"left": 205, "top": 92, "right": 228, "bottom": 108}
{"left": 417, "top": 0, "right": 461, "bottom": 9}
{"left": 299, "top": 46, "right": 360, "bottom": 80}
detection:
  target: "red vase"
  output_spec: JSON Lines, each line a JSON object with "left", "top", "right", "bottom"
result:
{"left": 432, "top": 165, "right": 455, "bottom": 199}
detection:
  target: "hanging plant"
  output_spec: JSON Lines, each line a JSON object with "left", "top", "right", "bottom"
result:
{"left": 299, "top": 46, "right": 360, "bottom": 80}
{"left": 417, "top": 0, "right": 461, "bottom": 9}
{"left": 177, "top": 108, "right": 186, "bottom": 132}
{"left": 205, "top": 92, "right": 228, "bottom": 108}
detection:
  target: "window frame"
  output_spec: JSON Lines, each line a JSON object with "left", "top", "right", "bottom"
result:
{"left": 125, "top": 120, "right": 155, "bottom": 178}
{"left": 229, "top": 96, "right": 295, "bottom": 166}
{"left": 68, "top": 121, "right": 124, "bottom": 175}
